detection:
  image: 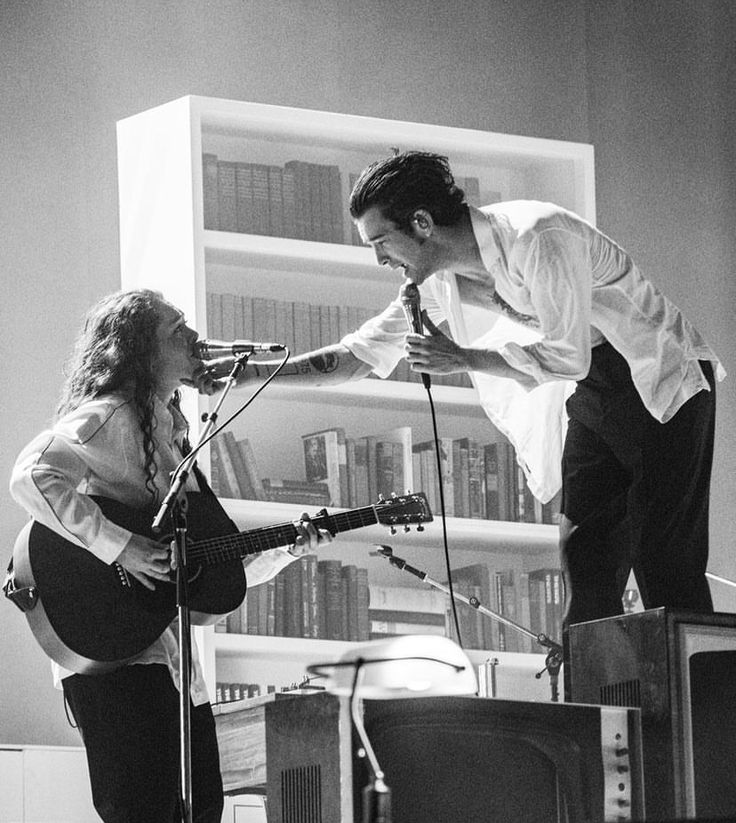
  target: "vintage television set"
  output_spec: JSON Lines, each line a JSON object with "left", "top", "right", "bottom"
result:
{"left": 265, "top": 692, "right": 644, "bottom": 823}
{"left": 569, "top": 608, "right": 736, "bottom": 822}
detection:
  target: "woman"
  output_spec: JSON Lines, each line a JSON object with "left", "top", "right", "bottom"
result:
{"left": 10, "top": 288, "right": 328, "bottom": 822}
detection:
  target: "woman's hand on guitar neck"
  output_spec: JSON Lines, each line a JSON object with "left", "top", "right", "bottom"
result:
{"left": 116, "top": 534, "right": 173, "bottom": 590}
{"left": 288, "top": 512, "right": 333, "bottom": 557}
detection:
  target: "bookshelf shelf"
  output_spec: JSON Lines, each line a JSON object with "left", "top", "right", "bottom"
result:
{"left": 221, "top": 498, "right": 558, "bottom": 553}
{"left": 117, "top": 95, "right": 594, "bottom": 700}
{"left": 204, "top": 229, "right": 376, "bottom": 270}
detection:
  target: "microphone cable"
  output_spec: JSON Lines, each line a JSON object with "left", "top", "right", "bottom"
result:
{"left": 171, "top": 348, "right": 291, "bottom": 484}
{"left": 420, "top": 376, "right": 464, "bottom": 651}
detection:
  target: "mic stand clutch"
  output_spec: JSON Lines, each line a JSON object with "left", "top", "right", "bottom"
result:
{"left": 151, "top": 355, "right": 249, "bottom": 823}
{"left": 375, "top": 545, "right": 564, "bottom": 702}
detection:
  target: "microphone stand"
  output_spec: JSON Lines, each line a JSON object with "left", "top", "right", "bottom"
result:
{"left": 151, "top": 355, "right": 249, "bottom": 823}
{"left": 374, "top": 545, "right": 564, "bottom": 702}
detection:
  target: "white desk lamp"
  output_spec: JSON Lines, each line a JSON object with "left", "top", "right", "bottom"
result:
{"left": 308, "top": 635, "right": 477, "bottom": 823}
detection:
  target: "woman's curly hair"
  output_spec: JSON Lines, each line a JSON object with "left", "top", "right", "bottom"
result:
{"left": 57, "top": 288, "right": 171, "bottom": 501}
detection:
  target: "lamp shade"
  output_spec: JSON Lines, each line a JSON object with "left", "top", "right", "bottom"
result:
{"left": 309, "top": 635, "right": 478, "bottom": 699}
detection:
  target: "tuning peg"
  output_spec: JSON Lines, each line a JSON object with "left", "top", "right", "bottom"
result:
{"left": 389, "top": 526, "right": 397, "bottom": 535}
{"left": 403, "top": 525, "right": 410, "bottom": 533}
{"left": 417, "top": 525, "right": 424, "bottom": 531}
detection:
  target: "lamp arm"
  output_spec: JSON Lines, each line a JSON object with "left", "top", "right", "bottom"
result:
{"left": 350, "top": 662, "right": 384, "bottom": 781}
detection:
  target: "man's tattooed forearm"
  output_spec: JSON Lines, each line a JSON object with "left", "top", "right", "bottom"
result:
{"left": 308, "top": 352, "right": 339, "bottom": 374}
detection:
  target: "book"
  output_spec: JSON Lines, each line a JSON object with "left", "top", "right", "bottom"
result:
{"left": 517, "top": 571, "right": 534, "bottom": 653}
{"left": 267, "top": 165, "right": 284, "bottom": 236}
{"left": 446, "top": 580, "right": 486, "bottom": 650}
{"left": 378, "top": 426, "right": 413, "bottom": 495}
{"left": 452, "top": 438, "right": 470, "bottom": 518}
{"left": 355, "top": 566, "right": 370, "bottom": 641}
{"left": 301, "top": 554, "right": 320, "bottom": 639}
{"left": 467, "top": 439, "right": 485, "bottom": 519}
{"left": 368, "top": 609, "right": 446, "bottom": 627}
{"left": 250, "top": 163, "right": 271, "bottom": 236}
{"left": 217, "top": 160, "right": 238, "bottom": 232}
{"left": 413, "top": 438, "right": 454, "bottom": 517}
{"left": 281, "top": 165, "right": 297, "bottom": 238}
{"left": 375, "top": 440, "right": 399, "bottom": 500}
{"left": 447, "top": 563, "right": 496, "bottom": 650}
{"left": 237, "top": 438, "right": 267, "bottom": 500}
{"left": 202, "top": 153, "right": 219, "bottom": 230}
{"left": 318, "top": 559, "right": 344, "bottom": 640}
{"left": 235, "top": 162, "right": 254, "bottom": 234}
{"left": 342, "top": 564, "right": 360, "bottom": 641}
{"left": 352, "top": 437, "right": 370, "bottom": 506}
{"left": 282, "top": 561, "right": 303, "bottom": 638}
{"left": 261, "top": 478, "right": 331, "bottom": 506}
{"left": 213, "top": 433, "right": 245, "bottom": 498}
{"left": 209, "top": 436, "right": 235, "bottom": 498}
{"left": 222, "top": 430, "right": 255, "bottom": 499}
{"left": 527, "top": 567, "right": 563, "bottom": 642}
{"left": 368, "top": 585, "right": 448, "bottom": 615}
{"left": 497, "top": 440, "right": 518, "bottom": 521}
{"left": 483, "top": 442, "right": 500, "bottom": 520}
{"left": 369, "top": 620, "right": 446, "bottom": 639}
{"left": 302, "top": 427, "right": 347, "bottom": 506}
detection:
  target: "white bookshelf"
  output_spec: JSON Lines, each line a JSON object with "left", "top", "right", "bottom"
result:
{"left": 116, "top": 95, "right": 595, "bottom": 698}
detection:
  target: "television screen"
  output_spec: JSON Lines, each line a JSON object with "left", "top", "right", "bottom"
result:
{"left": 357, "top": 696, "right": 644, "bottom": 823}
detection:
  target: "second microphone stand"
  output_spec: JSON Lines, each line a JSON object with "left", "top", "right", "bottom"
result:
{"left": 375, "top": 545, "right": 564, "bottom": 702}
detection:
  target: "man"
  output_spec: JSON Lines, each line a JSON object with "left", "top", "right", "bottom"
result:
{"left": 224, "top": 150, "right": 724, "bottom": 639}
{"left": 9, "top": 288, "right": 330, "bottom": 822}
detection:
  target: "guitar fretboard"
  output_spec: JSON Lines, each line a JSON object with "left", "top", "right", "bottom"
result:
{"left": 187, "top": 505, "right": 380, "bottom": 566}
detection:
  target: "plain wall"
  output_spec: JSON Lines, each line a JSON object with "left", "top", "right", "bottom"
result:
{"left": 1, "top": 0, "right": 734, "bottom": 746}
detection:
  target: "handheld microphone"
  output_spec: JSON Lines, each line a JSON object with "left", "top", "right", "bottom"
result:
{"left": 399, "top": 282, "right": 431, "bottom": 390}
{"left": 196, "top": 339, "right": 286, "bottom": 359}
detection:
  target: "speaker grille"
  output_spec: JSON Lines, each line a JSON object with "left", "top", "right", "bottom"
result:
{"left": 280, "top": 764, "right": 322, "bottom": 823}
{"left": 599, "top": 678, "right": 641, "bottom": 708}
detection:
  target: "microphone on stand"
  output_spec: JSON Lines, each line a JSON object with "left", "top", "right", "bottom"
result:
{"left": 399, "top": 282, "right": 431, "bottom": 390}
{"left": 196, "top": 339, "right": 286, "bottom": 358}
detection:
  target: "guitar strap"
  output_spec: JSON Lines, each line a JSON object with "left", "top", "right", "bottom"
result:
{"left": 191, "top": 462, "right": 240, "bottom": 534}
{"left": 179, "top": 420, "right": 239, "bottom": 533}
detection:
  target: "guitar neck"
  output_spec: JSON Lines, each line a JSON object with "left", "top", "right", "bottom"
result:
{"left": 187, "top": 505, "right": 379, "bottom": 566}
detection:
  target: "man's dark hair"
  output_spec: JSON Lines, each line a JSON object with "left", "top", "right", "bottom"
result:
{"left": 349, "top": 151, "right": 466, "bottom": 230}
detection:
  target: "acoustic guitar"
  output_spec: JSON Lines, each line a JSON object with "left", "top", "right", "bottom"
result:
{"left": 6, "top": 491, "right": 432, "bottom": 675}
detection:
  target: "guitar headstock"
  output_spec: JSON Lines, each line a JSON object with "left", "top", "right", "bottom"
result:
{"left": 374, "top": 492, "right": 433, "bottom": 532}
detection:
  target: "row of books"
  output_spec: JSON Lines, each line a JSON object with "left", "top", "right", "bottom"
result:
{"left": 214, "top": 682, "right": 320, "bottom": 704}
{"left": 216, "top": 563, "right": 563, "bottom": 652}
{"left": 215, "top": 682, "right": 276, "bottom": 703}
{"left": 203, "top": 154, "right": 344, "bottom": 243}
{"left": 210, "top": 425, "right": 561, "bottom": 525}
{"left": 217, "top": 556, "right": 370, "bottom": 642}
{"left": 206, "top": 290, "right": 473, "bottom": 389}
{"left": 202, "top": 152, "right": 489, "bottom": 246}
{"left": 446, "top": 564, "right": 564, "bottom": 653}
